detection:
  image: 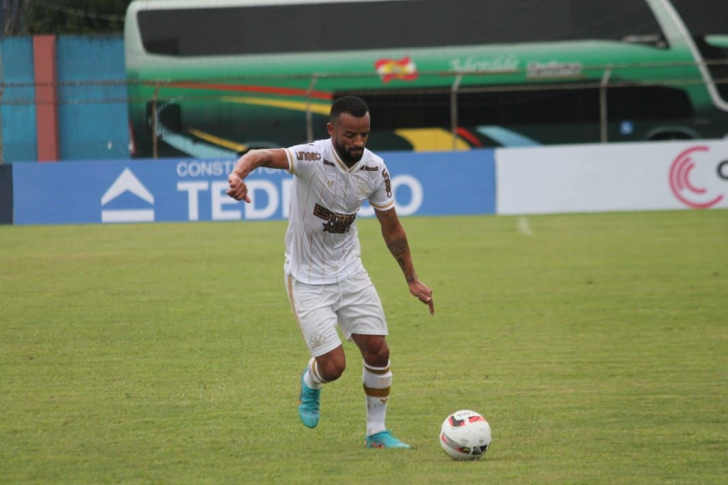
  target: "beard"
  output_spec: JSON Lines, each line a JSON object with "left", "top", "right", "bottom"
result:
{"left": 334, "top": 141, "right": 364, "bottom": 164}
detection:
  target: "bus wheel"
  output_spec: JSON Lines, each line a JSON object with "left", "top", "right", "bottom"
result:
{"left": 646, "top": 128, "right": 698, "bottom": 141}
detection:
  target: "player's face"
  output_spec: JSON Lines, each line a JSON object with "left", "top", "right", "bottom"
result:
{"left": 328, "top": 112, "right": 370, "bottom": 164}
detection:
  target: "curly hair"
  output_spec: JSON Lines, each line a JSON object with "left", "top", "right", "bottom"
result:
{"left": 330, "top": 96, "right": 369, "bottom": 122}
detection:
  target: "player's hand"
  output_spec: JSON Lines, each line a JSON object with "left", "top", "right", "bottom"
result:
{"left": 226, "top": 173, "right": 251, "bottom": 203}
{"left": 409, "top": 280, "right": 434, "bottom": 315}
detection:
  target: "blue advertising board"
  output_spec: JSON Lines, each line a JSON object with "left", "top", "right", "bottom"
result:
{"left": 12, "top": 150, "right": 495, "bottom": 225}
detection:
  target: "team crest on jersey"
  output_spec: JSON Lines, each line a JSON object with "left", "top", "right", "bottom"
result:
{"left": 357, "top": 180, "right": 370, "bottom": 198}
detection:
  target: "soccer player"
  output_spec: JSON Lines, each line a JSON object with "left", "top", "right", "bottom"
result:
{"left": 227, "top": 96, "right": 434, "bottom": 449}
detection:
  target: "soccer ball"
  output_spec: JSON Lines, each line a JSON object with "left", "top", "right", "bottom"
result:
{"left": 439, "top": 410, "right": 491, "bottom": 461}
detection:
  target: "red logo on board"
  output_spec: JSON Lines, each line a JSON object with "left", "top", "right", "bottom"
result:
{"left": 668, "top": 146, "right": 725, "bottom": 209}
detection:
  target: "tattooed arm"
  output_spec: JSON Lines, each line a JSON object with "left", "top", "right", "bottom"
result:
{"left": 375, "top": 207, "right": 434, "bottom": 315}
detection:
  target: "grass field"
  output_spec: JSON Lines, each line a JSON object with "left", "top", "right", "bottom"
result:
{"left": 1, "top": 210, "right": 726, "bottom": 484}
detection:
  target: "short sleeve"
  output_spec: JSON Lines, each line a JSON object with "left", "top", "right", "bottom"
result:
{"left": 368, "top": 163, "right": 395, "bottom": 212}
{"left": 286, "top": 143, "right": 323, "bottom": 180}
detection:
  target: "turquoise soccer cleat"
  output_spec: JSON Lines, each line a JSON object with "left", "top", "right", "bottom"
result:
{"left": 365, "top": 430, "right": 411, "bottom": 449}
{"left": 298, "top": 369, "right": 321, "bottom": 428}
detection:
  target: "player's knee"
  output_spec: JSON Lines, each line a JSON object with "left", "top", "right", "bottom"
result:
{"left": 317, "top": 355, "right": 346, "bottom": 382}
{"left": 365, "top": 339, "right": 389, "bottom": 367}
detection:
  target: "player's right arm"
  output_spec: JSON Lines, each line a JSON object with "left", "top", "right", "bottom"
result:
{"left": 227, "top": 148, "right": 289, "bottom": 203}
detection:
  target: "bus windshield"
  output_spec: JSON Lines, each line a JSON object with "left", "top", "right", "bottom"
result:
{"left": 671, "top": 0, "right": 728, "bottom": 100}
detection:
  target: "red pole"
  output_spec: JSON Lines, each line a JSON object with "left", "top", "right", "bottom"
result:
{"left": 33, "top": 35, "right": 60, "bottom": 162}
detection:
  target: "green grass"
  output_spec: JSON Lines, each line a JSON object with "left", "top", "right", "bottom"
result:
{"left": 1, "top": 210, "right": 727, "bottom": 484}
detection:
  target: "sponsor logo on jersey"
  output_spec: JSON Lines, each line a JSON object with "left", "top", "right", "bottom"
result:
{"left": 313, "top": 203, "right": 357, "bottom": 234}
{"left": 323, "top": 159, "right": 335, "bottom": 167}
{"left": 296, "top": 151, "right": 321, "bottom": 161}
{"left": 360, "top": 165, "right": 379, "bottom": 171}
{"left": 382, "top": 169, "right": 392, "bottom": 197}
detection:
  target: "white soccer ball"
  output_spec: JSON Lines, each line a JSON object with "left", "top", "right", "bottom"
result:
{"left": 439, "top": 410, "right": 491, "bottom": 461}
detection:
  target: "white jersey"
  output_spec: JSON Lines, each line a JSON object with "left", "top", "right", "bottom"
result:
{"left": 283, "top": 139, "right": 395, "bottom": 285}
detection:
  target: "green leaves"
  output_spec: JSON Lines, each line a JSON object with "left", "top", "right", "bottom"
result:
{"left": 22, "top": 0, "right": 129, "bottom": 35}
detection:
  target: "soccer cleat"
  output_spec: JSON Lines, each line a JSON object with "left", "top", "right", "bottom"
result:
{"left": 365, "top": 430, "right": 411, "bottom": 449}
{"left": 298, "top": 369, "right": 321, "bottom": 428}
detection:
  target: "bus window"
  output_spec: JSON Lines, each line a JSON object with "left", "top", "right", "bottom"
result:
{"left": 355, "top": 86, "right": 694, "bottom": 127}
{"left": 348, "top": 85, "right": 692, "bottom": 135}
{"left": 137, "top": 0, "right": 666, "bottom": 57}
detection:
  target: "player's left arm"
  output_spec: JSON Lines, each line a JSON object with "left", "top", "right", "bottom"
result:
{"left": 375, "top": 206, "right": 434, "bottom": 315}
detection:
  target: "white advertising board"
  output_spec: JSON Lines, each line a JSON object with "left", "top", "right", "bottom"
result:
{"left": 495, "top": 140, "right": 728, "bottom": 215}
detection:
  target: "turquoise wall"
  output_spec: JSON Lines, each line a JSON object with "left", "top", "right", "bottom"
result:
{"left": 1, "top": 37, "right": 37, "bottom": 163}
{"left": 0, "top": 35, "right": 129, "bottom": 163}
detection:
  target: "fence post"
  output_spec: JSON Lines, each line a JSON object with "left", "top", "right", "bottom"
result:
{"left": 451, "top": 74, "right": 463, "bottom": 151}
{"left": 33, "top": 35, "right": 60, "bottom": 162}
{"left": 151, "top": 83, "right": 160, "bottom": 159}
{"left": 600, "top": 67, "right": 612, "bottom": 144}
{"left": 305, "top": 75, "right": 319, "bottom": 143}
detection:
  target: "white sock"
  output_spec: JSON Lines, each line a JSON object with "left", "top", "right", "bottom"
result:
{"left": 304, "top": 357, "right": 326, "bottom": 390}
{"left": 362, "top": 360, "right": 392, "bottom": 436}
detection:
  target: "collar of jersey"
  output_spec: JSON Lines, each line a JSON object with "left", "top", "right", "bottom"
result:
{"left": 330, "top": 140, "right": 362, "bottom": 173}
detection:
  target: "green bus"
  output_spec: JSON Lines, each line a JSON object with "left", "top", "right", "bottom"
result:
{"left": 124, "top": 0, "right": 728, "bottom": 158}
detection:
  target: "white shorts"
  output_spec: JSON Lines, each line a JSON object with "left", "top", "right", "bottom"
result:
{"left": 285, "top": 269, "right": 388, "bottom": 357}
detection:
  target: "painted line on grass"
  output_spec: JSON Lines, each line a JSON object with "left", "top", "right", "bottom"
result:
{"left": 517, "top": 216, "right": 533, "bottom": 236}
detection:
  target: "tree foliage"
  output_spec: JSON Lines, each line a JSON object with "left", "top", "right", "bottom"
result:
{"left": 21, "top": 0, "right": 132, "bottom": 35}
